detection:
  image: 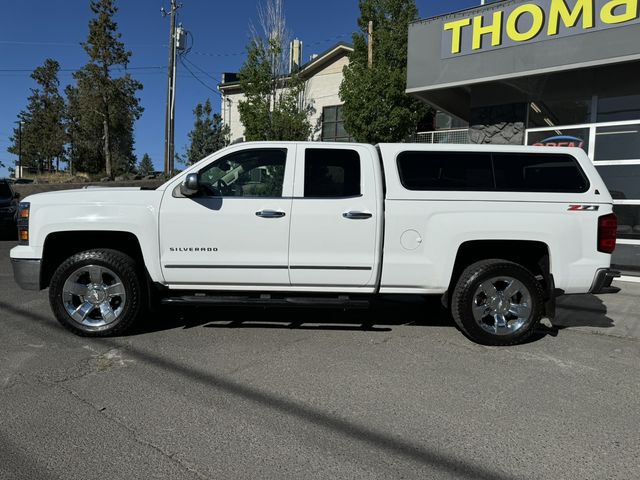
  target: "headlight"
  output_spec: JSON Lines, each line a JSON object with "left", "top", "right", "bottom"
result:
{"left": 17, "top": 202, "right": 30, "bottom": 245}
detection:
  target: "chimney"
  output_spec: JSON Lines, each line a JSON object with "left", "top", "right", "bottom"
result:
{"left": 289, "top": 38, "right": 303, "bottom": 73}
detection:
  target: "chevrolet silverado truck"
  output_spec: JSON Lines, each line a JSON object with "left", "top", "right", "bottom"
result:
{"left": 10, "top": 143, "right": 620, "bottom": 345}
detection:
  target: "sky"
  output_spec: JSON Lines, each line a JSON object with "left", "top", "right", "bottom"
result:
{"left": 0, "top": 0, "right": 479, "bottom": 176}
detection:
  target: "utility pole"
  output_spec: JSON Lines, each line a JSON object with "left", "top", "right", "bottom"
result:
{"left": 162, "top": 1, "right": 181, "bottom": 176}
{"left": 368, "top": 21, "right": 373, "bottom": 69}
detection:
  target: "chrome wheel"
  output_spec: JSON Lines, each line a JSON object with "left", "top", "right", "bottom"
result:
{"left": 62, "top": 265, "right": 126, "bottom": 328}
{"left": 472, "top": 276, "right": 532, "bottom": 336}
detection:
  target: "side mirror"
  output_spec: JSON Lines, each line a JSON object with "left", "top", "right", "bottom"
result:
{"left": 180, "top": 173, "right": 200, "bottom": 197}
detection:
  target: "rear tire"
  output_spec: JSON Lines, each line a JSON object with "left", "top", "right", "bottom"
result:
{"left": 49, "top": 249, "right": 144, "bottom": 337}
{"left": 451, "top": 259, "right": 543, "bottom": 346}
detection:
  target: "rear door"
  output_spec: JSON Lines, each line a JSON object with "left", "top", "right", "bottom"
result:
{"left": 288, "top": 145, "right": 380, "bottom": 288}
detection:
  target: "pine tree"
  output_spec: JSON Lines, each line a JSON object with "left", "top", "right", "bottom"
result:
{"left": 69, "top": 0, "right": 143, "bottom": 177}
{"left": 339, "top": 0, "right": 431, "bottom": 143}
{"left": 8, "top": 59, "right": 66, "bottom": 174}
{"left": 138, "top": 153, "right": 154, "bottom": 175}
{"left": 237, "top": 0, "right": 312, "bottom": 141}
{"left": 65, "top": 82, "right": 103, "bottom": 175}
{"left": 183, "top": 99, "right": 230, "bottom": 165}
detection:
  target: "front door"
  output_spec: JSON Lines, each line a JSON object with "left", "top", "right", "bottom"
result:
{"left": 159, "top": 146, "right": 295, "bottom": 288}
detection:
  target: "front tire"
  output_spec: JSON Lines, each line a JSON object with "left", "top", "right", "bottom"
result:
{"left": 451, "top": 259, "right": 544, "bottom": 346}
{"left": 49, "top": 249, "right": 143, "bottom": 337}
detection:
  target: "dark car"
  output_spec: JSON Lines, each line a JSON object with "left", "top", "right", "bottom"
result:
{"left": 0, "top": 179, "right": 20, "bottom": 237}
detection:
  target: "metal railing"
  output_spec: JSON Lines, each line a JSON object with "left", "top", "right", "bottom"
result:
{"left": 409, "top": 128, "right": 470, "bottom": 144}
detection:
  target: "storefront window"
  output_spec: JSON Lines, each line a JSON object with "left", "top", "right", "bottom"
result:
{"left": 595, "top": 164, "right": 640, "bottom": 200}
{"left": 526, "top": 128, "right": 590, "bottom": 153}
{"left": 594, "top": 125, "right": 640, "bottom": 161}
{"left": 528, "top": 99, "right": 592, "bottom": 128}
{"left": 596, "top": 164, "right": 640, "bottom": 240}
{"left": 612, "top": 205, "right": 640, "bottom": 240}
{"left": 612, "top": 243, "right": 640, "bottom": 275}
{"left": 597, "top": 94, "right": 640, "bottom": 123}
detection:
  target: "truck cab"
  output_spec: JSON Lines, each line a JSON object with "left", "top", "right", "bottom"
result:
{"left": 159, "top": 142, "right": 384, "bottom": 291}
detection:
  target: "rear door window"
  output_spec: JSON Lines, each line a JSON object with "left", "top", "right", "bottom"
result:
{"left": 304, "top": 148, "right": 361, "bottom": 197}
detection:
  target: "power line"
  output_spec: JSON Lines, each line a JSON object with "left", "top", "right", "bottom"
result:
{"left": 181, "top": 56, "right": 218, "bottom": 82}
{"left": 189, "top": 33, "right": 352, "bottom": 59}
{"left": 0, "top": 33, "right": 352, "bottom": 57}
{"left": 179, "top": 57, "right": 220, "bottom": 96}
{"left": 306, "top": 34, "right": 352, "bottom": 46}
{"left": 191, "top": 50, "right": 245, "bottom": 58}
{"left": 0, "top": 65, "right": 165, "bottom": 72}
{"left": 0, "top": 40, "right": 165, "bottom": 48}
{"left": 0, "top": 72, "right": 195, "bottom": 79}
{"left": 0, "top": 40, "right": 78, "bottom": 46}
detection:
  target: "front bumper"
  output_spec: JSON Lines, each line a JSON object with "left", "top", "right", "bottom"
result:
{"left": 589, "top": 268, "right": 621, "bottom": 294}
{"left": 11, "top": 258, "right": 42, "bottom": 291}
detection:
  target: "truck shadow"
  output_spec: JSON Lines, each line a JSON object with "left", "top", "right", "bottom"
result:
{"left": 131, "top": 293, "right": 616, "bottom": 342}
{"left": 134, "top": 296, "right": 452, "bottom": 335}
{"left": 552, "top": 293, "right": 615, "bottom": 332}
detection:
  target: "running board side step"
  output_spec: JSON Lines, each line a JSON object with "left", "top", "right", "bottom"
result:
{"left": 160, "top": 295, "right": 370, "bottom": 309}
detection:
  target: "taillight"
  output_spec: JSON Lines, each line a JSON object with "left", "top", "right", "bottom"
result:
{"left": 598, "top": 213, "right": 617, "bottom": 254}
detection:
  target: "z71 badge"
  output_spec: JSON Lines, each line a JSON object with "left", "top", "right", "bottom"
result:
{"left": 568, "top": 205, "right": 600, "bottom": 211}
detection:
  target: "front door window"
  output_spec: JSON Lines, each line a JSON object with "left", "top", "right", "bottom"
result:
{"left": 199, "top": 148, "right": 287, "bottom": 197}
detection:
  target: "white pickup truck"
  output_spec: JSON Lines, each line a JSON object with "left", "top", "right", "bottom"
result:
{"left": 10, "top": 142, "right": 620, "bottom": 345}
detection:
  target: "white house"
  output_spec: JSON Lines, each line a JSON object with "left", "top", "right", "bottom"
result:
{"left": 218, "top": 42, "right": 354, "bottom": 143}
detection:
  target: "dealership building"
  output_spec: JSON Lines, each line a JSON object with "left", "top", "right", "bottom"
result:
{"left": 407, "top": 0, "right": 640, "bottom": 276}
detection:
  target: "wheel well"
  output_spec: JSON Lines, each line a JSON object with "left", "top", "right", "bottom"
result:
{"left": 449, "top": 240, "right": 551, "bottom": 296}
{"left": 41, "top": 231, "right": 144, "bottom": 289}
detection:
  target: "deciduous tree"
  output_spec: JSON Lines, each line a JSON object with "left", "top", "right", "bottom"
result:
{"left": 237, "top": 0, "right": 312, "bottom": 141}
{"left": 339, "top": 0, "right": 431, "bottom": 143}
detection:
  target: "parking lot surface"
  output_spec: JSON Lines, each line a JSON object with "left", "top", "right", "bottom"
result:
{"left": 1, "top": 240, "right": 639, "bottom": 479}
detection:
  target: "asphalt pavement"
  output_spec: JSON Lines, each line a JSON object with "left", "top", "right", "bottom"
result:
{"left": 1, "top": 240, "right": 639, "bottom": 480}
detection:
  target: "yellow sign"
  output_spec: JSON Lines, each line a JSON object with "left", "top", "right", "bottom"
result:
{"left": 442, "top": 0, "right": 639, "bottom": 57}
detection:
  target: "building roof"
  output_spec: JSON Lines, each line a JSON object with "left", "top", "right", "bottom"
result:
{"left": 218, "top": 41, "right": 353, "bottom": 94}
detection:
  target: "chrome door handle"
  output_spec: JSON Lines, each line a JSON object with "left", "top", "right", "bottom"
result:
{"left": 343, "top": 211, "right": 373, "bottom": 220}
{"left": 256, "top": 210, "right": 286, "bottom": 218}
